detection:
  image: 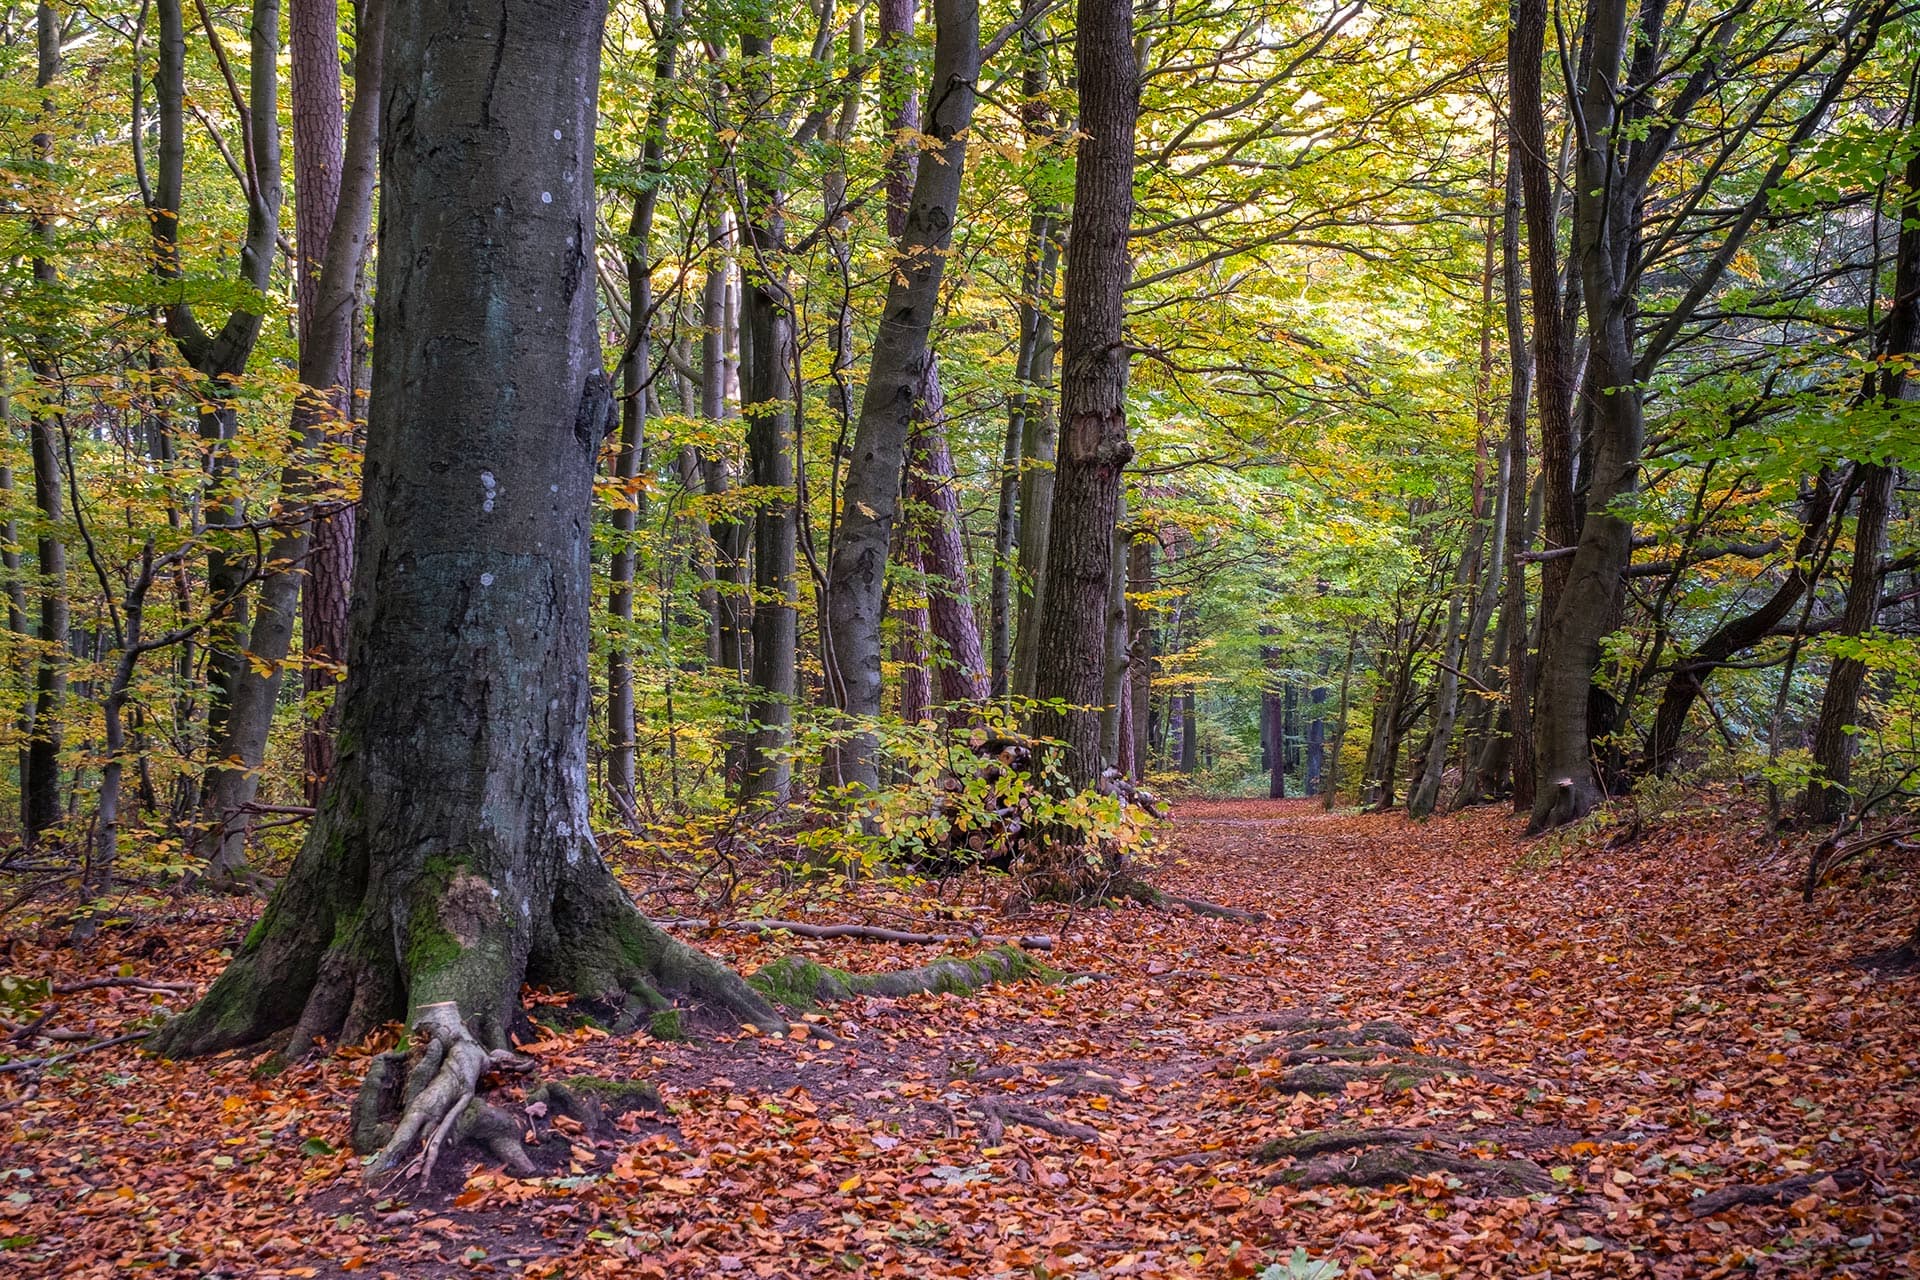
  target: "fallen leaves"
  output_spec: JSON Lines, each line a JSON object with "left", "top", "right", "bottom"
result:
{"left": 1, "top": 792, "right": 1916, "bottom": 1277}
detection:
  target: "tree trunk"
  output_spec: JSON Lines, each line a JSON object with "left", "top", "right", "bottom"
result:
{"left": 148, "top": 0, "right": 284, "bottom": 805}
{"left": 821, "top": 0, "right": 980, "bottom": 789}
{"left": 1179, "top": 689, "right": 1198, "bottom": 772}
{"left": 293, "top": 0, "right": 361, "bottom": 807}
{"left": 1004, "top": 0, "right": 1063, "bottom": 701}
{"left": 1803, "top": 463, "right": 1896, "bottom": 823}
{"left": 1529, "top": 0, "right": 1643, "bottom": 831}
{"left": 152, "top": 0, "right": 777, "bottom": 1083}
{"left": 608, "top": 0, "right": 685, "bottom": 819}
{"left": 195, "top": 0, "right": 383, "bottom": 881}
{"left": 738, "top": 21, "right": 798, "bottom": 804}
{"left": 908, "top": 366, "right": 990, "bottom": 710}
{"left": 1126, "top": 534, "right": 1152, "bottom": 780}
{"left": 1323, "top": 633, "right": 1356, "bottom": 808}
{"left": 22, "top": 1, "right": 67, "bottom": 844}
{"left": 1031, "top": 0, "right": 1137, "bottom": 788}
{"left": 701, "top": 242, "right": 747, "bottom": 680}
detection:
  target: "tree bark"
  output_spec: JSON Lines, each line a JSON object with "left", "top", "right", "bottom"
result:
{"left": 149, "top": 0, "right": 285, "bottom": 791}
{"left": 821, "top": 0, "right": 980, "bottom": 790}
{"left": 907, "top": 363, "right": 990, "bottom": 711}
{"left": 1803, "top": 125, "right": 1920, "bottom": 819}
{"left": 738, "top": 21, "right": 799, "bottom": 804}
{"left": 607, "top": 0, "right": 685, "bottom": 819}
{"left": 153, "top": 0, "right": 776, "bottom": 1074}
{"left": 1802, "top": 464, "right": 1896, "bottom": 823}
{"left": 21, "top": 1, "right": 68, "bottom": 844}
{"left": 1126, "top": 533, "right": 1152, "bottom": 779}
{"left": 1031, "top": 0, "right": 1138, "bottom": 788}
{"left": 293, "top": 0, "right": 360, "bottom": 807}
{"left": 196, "top": 0, "right": 384, "bottom": 881}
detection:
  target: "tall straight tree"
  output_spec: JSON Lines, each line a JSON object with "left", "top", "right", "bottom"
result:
{"left": 21, "top": 0, "right": 68, "bottom": 843}
{"left": 147, "top": 0, "right": 284, "bottom": 816}
{"left": 293, "top": 0, "right": 364, "bottom": 806}
{"left": 821, "top": 0, "right": 981, "bottom": 791}
{"left": 152, "top": 0, "right": 779, "bottom": 1168}
{"left": 737, "top": 13, "right": 799, "bottom": 803}
{"left": 1031, "top": 0, "right": 1138, "bottom": 787}
{"left": 197, "top": 0, "right": 385, "bottom": 882}
{"left": 608, "top": 0, "right": 686, "bottom": 818}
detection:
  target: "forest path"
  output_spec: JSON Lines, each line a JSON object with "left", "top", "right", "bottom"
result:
{"left": 7, "top": 796, "right": 1917, "bottom": 1277}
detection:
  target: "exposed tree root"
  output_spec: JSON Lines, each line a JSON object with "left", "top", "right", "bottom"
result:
{"left": 356, "top": 1003, "right": 538, "bottom": 1187}
{"left": 748, "top": 943, "right": 1041, "bottom": 1011}
{"left": 660, "top": 918, "right": 1054, "bottom": 951}
{"left": 1273, "top": 1059, "right": 1455, "bottom": 1096}
{"left": 1684, "top": 1168, "right": 1867, "bottom": 1217}
{"left": 1269, "top": 1143, "right": 1555, "bottom": 1194}
{"left": 972, "top": 1099, "right": 1102, "bottom": 1146}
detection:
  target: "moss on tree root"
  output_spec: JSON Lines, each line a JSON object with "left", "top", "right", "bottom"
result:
{"left": 748, "top": 944, "right": 1039, "bottom": 1011}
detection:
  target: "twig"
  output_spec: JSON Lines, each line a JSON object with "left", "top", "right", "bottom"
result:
{"left": 0, "top": 1030, "right": 150, "bottom": 1074}
{"left": 52, "top": 976, "right": 196, "bottom": 995}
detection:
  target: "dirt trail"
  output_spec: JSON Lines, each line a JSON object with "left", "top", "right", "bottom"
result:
{"left": 5, "top": 796, "right": 1917, "bottom": 1277}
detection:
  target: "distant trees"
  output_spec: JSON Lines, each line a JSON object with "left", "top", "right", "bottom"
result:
{"left": 0, "top": 0, "right": 1914, "bottom": 891}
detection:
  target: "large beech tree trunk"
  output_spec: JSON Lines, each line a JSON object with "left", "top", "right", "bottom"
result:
{"left": 152, "top": 0, "right": 775, "bottom": 1069}
{"left": 1031, "top": 0, "right": 1137, "bottom": 788}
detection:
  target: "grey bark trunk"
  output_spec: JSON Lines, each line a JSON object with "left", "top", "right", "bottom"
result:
{"left": 738, "top": 22, "right": 799, "bottom": 804}
{"left": 1031, "top": 0, "right": 1138, "bottom": 788}
{"left": 153, "top": 0, "right": 774, "bottom": 1062}
{"left": 820, "top": 0, "right": 980, "bottom": 790}
{"left": 607, "top": 0, "right": 685, "bottom": 819}
{"left": 22, "top": 1, "right": 67, "bottom": 843}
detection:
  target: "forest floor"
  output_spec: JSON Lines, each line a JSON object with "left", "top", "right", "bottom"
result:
{"left": 3, "top": 794, "right": 1917, "bottom": 1278}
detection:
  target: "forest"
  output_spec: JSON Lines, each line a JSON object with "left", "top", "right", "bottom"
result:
{"left": 1, "top": 0, "right": 1917, "bottom": 1275}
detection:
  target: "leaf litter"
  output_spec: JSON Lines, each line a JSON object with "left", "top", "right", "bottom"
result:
{"left": 2, "top": 793, "right": 1915, "bottom": 1277}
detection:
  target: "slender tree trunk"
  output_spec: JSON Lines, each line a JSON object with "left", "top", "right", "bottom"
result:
{"left": 1098, "top": 498, "right": 1129, "bottom": 765}
{"left": 1126, "top": 534, "right": 1151, "bottom": 779}
{"left": 738, "top": 20, "right": 800, "bottom": 803}
{"left": 821, "top": 0, "right": 980, "bottom": 790}
{"left": 149, "top": 0, "right": 284, "bottom": 795}
{"left": 1179, "top": 690, "right": 1198, "bottom": 772}
{"left": 293, "top": 0, "right": 359, "bottom": 807}
{"left": 1323, "top": 633, "right": 1356, "bottom": 808}
{"left": 607, "top": 0, "right": 685, "bottom": 820}
{"left": 1804, "top": 463, "right": 1897, "bottom": 824}
{"left": 196, "top": 0, "right": 383, "bottom": 882}
{"left": 1031, "top": 0, "right": 1138, "bottom": 788}
{"left": 908, "top": 368, "right": 990, "bottom": 710}
{"left": 1004, "top": 0, "right": 1063, "bottom": 700}
{"left": 22, "top": 0, "right": 68, "bottom": 844}
{"left": 702, "top": 242, "right": 747, "bottom": 679}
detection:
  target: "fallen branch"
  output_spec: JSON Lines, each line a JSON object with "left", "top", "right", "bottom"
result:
{"left": 1685, "top": 1168, "right": 1867, "bottom": 1217}
{"left": 0, "top": 1029, "right": 150, "bottom": 1074}
{"left": 1164, "top": 893, "right": 1267, "bottom": 922}
{"left": 660, "top": 917, "right": 1054, "bottom": 951}
{"left": 52, "top": 976, "right": 197, "bottom": 996}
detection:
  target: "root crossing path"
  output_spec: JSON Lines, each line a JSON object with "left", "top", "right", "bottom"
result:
{"left": 8, "top": 797, "right": 1919, "bottom": 1278}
